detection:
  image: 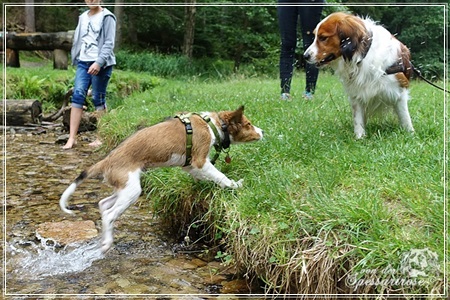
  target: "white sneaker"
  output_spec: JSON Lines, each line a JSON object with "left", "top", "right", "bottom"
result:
{"left": 302, "top": 91, "right": 314, "bottom": 100}
{"left": 280, "top": 93, "right": 291, "bottom": 100}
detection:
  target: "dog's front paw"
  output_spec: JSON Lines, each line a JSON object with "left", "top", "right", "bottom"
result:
{"left": 355, "top": 131, "right": 366, "bottom": 140}
{"left": 230, "top": 179, "right": 244, "bottom": 189}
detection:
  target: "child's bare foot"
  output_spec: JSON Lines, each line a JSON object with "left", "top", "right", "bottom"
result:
{"left": 88, "top": 138, "right": 102, "bottom": 148}
{"left": 62, "top": 138, "right": 77, "bottom": 150}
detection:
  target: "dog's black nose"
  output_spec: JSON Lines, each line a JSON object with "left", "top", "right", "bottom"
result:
{"left": 304, "top": 52, "right": 311, "bottom": 61}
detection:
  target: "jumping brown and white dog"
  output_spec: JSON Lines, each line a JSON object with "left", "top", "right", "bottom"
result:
{"left": 60, "top": 106, "right": 263, "bottom": 252}
{"left": 304, "top": 12, "right": 414, "bottom": 139}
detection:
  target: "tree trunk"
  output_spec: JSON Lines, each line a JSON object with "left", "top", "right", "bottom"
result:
{"left": 114, "top": 3, "right": 124, "bottom": 50}
{"left": 128, "top": 16, "right": 138, "bottom": 45}
{"left": 24, "top": 1, "right": 36, "bottom": 33}
{"left": 182, "top": 0, "right": 196, "bottom": 59}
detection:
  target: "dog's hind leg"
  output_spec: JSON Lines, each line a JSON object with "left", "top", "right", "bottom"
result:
{"left": 100, "top": 169, "right": 142, "bottom": 253}
{"left": 99, "top": 193, "right": 118, "bottom": 214}
{"left": 394, "top": 91, "right": 414, "bottom": 133}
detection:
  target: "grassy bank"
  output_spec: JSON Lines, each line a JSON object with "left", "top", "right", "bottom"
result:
{"left": 4, "top": 59, "right": 161, "bottom": 111}
{"left": 98, "top": 73, "right": 446, "bottom": 296}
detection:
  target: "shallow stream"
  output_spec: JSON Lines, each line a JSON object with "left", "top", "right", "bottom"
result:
{"left": 3, "top": 126, "right": 257, "bottom": 298}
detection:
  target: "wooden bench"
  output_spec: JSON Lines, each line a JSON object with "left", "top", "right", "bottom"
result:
{"left": 3, "top": 31, "right": 74, "bottom": 70}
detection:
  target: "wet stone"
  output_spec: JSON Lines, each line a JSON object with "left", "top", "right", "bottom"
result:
{"left": 123, "top": 283, "right": 156, "bottom": 294}
{"left": 55, "top": 134, "right": 69, "bottom": 144}
{"left": 204, "top": 274, "right": 227, "bottom": 285}
{"left": 116, "top": 276, "right": 131, "bottom": 288}
{"left": 191, "top": 257, "right": 208, "bottom": 268}
{"left": 36, "top": 220, "right": 98, "bottom": 246}
{"left": 221, "top": 279, "right": 250, "bottom": 294}
{"left": 170, "top": 278, "right": 191, "bottom": 289}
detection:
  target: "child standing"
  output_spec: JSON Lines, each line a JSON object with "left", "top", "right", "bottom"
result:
{"left": 63, "top": 0, "right": 116, "bottom": 149}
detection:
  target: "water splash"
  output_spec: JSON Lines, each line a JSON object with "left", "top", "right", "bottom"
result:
{"left": 7, "top": 237, "right": 104, "bottom": 280}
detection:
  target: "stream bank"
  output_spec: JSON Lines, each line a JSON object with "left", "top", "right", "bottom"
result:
{"left": 3, "top": 125, "right": 261, "bottom": 297}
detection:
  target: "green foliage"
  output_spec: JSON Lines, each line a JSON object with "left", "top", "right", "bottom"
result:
{"left": 99, "top": 72, "right": 446, "bottom": 294}
{"left": 115, "top": 50, "right": 276, "bottom": 78}
{"left": 194, "top": 5, "right": 279, "bottom": 68}
{"left": 5, "top": 59, "right": 161, "bottom": 113}
{"left": 5, "top": 61, "right": 72, "bottom": 106}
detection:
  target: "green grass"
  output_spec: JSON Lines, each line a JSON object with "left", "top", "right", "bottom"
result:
{"left": 99, "top": 72, "right": 446, "bottom": 295}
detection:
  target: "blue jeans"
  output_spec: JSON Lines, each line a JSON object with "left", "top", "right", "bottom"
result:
{"left": 278, "top": 1, "right": 324, "bottom": 94}
{"left": 72, "top": 61, "right": 113, "bottom": 110}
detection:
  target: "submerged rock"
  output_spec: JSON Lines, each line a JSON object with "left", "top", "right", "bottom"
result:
{"left": 36, "top": 220, "right": 98, "bottom": 246}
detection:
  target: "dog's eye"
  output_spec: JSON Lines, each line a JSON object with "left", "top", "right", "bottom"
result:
{"left": 319, "top": 35, "right": 328, "bottom": 42}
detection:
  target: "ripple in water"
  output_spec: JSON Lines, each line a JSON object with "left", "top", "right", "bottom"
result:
{"left": 7, "top": 236, "right": 104, "bottom": 280}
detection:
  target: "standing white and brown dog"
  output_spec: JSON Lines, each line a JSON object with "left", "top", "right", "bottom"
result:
{"left": 304, "top": 12, "right": 414, "bottom": 138}
{"left": 60, "top": 106, "right": 263, "bottom": 252}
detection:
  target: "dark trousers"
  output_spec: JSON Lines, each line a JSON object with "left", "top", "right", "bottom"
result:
{"left": 278, "top": 2, "right": 324, "bottom": 94}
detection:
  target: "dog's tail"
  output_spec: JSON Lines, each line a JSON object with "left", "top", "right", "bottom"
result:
{"left": 59, "top": 162, "right": 104, "bottom": 214}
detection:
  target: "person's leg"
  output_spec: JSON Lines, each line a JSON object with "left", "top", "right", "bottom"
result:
{"left": 63, "top": 62, "right": 92, "bottom": 149}
{"left": 299, "top": 5, "right": 323, "bottom": 96}
{"left": 89, "top": 65, "right": 113, "bottom": 147}
{"left": 278, "top": 5, "right": 299, "bottom": 97}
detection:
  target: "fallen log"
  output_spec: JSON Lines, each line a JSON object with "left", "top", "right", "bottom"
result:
{"left": 1, "top": 99, "right": 42, "bottom": 126}
{"left": 42, "top": 88, "right": 73, "bottom": 122}
{"left": 3, "top": 88, "right": 96, "bottom": 129}
{"left": 62, "top": 107, "right": 98, "bottom": 132}
{"left": 45, "top": 88, "right": 97, "bottom": 132}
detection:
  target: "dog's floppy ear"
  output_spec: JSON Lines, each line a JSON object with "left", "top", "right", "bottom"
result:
{"left": 338, "top": 15, "right": 366, "bottom": 61}
{"left": 230, "top": 106, "right": 244, "bottom": 124}
{"left": 340, "top": 37, "right": 356, "bottom": 61}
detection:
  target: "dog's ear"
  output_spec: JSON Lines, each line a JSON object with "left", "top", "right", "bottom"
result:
{"left": 338, "top": 15, "right": 366, "bottom": 61}
{"left": 340, "top": 37, "right": 357, "bottom": 61}
{"left": 230, "top": 106, "right": 244, "bottom": 124}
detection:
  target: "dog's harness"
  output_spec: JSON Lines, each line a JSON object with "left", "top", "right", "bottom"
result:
{"left": 385, "top": 60, "right": 449, "bottom": 93}
{"left": 175, "top": 113, "right": 230, "bottom": 167}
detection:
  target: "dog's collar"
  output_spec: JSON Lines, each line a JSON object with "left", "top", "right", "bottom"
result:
{"left": 356, "top": 31, "right": 373, "bottom": 64}
{"left": 360, "top": 32, "right": 373, "bottom": 60}
{"left": 202, "top": 115, "right": 230, "bottom": 165}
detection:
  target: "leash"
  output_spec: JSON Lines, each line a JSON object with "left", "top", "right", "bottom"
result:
{"left": 411, "top": 64, "right": 449, "bottom": 94}
{"left": 175, "top": 113, "right": 230, "bottom": 166}
{"left": 385, "top": 61, "right": 449, "bottom": 94}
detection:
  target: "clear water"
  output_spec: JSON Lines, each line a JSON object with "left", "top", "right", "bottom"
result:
{"left": 7, "top": 237, "right": 104, "bottom": 280}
